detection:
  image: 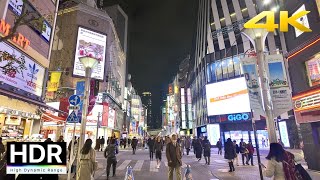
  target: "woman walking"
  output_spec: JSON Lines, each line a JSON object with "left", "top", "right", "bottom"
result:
{"left": 203, "top": 136, "right": 211, "bottom": 165}
{"left": 154, "top": 136, "right": 163, "bottom": 168}
{"left": 263, "top": 143, "right": 305, "bottom": 179}
{"left": 224, "top": 138, "right": 236, "bottom": 172}
{"left": 233, "top": 140, "right": 240, "bottom": 166}
{"left": 194, "top": 138, "right": 203, "bottom": 161}
{"left": 78, "top": 139, "right": 97, "bottom": 180}
{"left": 104, "top": 138, "right": 117, "bottom": 179}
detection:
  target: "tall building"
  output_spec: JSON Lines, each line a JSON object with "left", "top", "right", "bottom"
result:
{"left": 284, "top": 0, "right": 320, "bottom": 171}
{"left": 141, "top": 92, "right": 152, "bottom": 129}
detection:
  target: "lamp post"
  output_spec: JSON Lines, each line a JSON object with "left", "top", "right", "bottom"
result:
{"left": 76, "top": 56, "right": 98, "bottom": 180}
{"left": 241, "top": 28, "right": 277, "bottom": 143}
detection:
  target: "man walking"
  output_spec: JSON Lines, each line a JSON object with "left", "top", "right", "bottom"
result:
{"left": 100, "top": 136, "right": 105, "bottom": 151}
{"left": 216, "top": 138, "right": 222, "bottom": 155}
{"left": 104, "top": 138, "right": 117, "bottom": 179}
{"left": 166, "top": 134, "right": 182, "bottom": 180}
{"left": 147, "top": 136, "right": 155, "bottom": 160}
{"left": 185, "top": 136, "right": 191, "bottom": 155}
{"left": 131, "top": 137, "right": 138, "bottom": 154}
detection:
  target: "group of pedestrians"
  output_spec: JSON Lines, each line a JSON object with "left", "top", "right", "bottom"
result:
{"left": 94, "top": 136, "right": 105, "bottom": 151}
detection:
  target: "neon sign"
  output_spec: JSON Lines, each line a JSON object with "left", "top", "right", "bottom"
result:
{"left": 293, "top": 92, "right": 320, "bottom": 112}
{"left": 227, "top": 113, "right": 250, "bottom": 121}
{"left": 0, "top": 19, "right": 30, "bottom": 49}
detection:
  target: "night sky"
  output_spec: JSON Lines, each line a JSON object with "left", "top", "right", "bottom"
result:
{"left": 107, "top": 0, "right": 198, "bottom": 128}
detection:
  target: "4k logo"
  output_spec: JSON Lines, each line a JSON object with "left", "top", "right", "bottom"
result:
{"left": 244, "top": 11, "right": 312, "bottom": 32}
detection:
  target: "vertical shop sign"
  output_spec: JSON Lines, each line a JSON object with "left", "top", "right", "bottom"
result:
{"left": 241, "top": 57, "right": 265, "bottom": 118}
{"left": 101, "top": 102, "right": 109, "bottom": 127}
{"left": 59, "top": 98, "right": 69, "bottom": 118}
{"left": 278, "top": 121, "right": 290, "bottom": 148}
{"left": 47, "top": 72, "right": 62, "bottom": 92}
{"left": 76, "top": 81, "right": 85, "bottom": 120}
{"left": 266, "top": 54, "right": 292, "bottom": 118}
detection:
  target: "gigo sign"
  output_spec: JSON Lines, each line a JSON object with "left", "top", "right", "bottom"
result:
{"left": 227, "top": 113, "right": 250, "bottom": 121}
{"left": 0, "top": 19, "right": 30, "bottom": 49}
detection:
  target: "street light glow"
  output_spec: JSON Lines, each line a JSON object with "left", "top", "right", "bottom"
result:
{"left": 263, "top": 0, "right": 271, "bottom": 5}
{"left": 271, "top": 6, "right": 279, "bottom": 12}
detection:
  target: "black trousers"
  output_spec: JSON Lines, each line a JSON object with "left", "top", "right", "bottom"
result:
{"left": 241, "top": 154, "right": 248, "bottom": 165}
{"left": 132, "top": 147, "right": 137, "bottom": 154}
{"left": 106, "top": 158, "right": 117, "bottom": 177}
{"left": 247, "top": 154, "right": 253, "bottom": 165}
{"left": 150, "top": 150, "right": 154, "bottom": 160}
{"left": 186, "top": 148, "right": 190, "bottom": 155}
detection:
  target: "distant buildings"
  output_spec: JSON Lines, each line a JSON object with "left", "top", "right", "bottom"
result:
{"left": 141, "top": 92, "right": 152, "bottom": 128}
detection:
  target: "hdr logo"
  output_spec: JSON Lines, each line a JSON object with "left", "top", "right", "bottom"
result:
{"left": 6, "top": 142, "right": 67, "bottom": 174}
{"left": 227, "top": 113, "right": 251, "bottom": 121}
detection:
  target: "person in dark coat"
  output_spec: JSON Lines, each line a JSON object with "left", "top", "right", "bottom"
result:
{"left": 185, "top": 136, "right": 191, "bottom": 155}
{"left": 95, "top": 137, "right": 101, "bottom": 150}
{"left": 166, "top": 134, "right": 182, "bottom": 180}
{"left": 147, "top": 136, "right": 155, "bottom": 160}
{"left": 203, "top": 136, "right": 211, "bottom": 165}
{"left": 104, "top": 138, "right": 117, "bottom": 179}
{"left": 191, "top": 137, "right": 196, "bottom": 154}
{"left": 194, "top": 138, "right": 203, "bottom": 161}
{"left": 131, "top": 137, "right": 138, "bottom": 154}
{"left": 100, "top": 136, "right": 105, "bottom": 151}
{"left": 216, "top": 138, "right": 222, "bottom": 155}
{"left": 224, "top": 138, "right": 236, "bottom": 172}
{"left": 154, "top": 136, "right": 163, "bottom": 168}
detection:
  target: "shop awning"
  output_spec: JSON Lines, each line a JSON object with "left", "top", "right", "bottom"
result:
{"left": 0, "top": 88, "right": 67, "bottom": 115}
{"left": 42, "top": 112, "right": 65, "bottom": 123}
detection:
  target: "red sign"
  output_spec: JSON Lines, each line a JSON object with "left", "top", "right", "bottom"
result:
{"left": 102, "top": 102, "right": 109, "bottom": 127}
{"left": 59, "top": 98, "right": 69, "bottom": 118}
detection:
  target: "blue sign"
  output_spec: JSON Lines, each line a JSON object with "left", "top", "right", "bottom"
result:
{"left": 201, "top": 126, "right": 207, "bottom": 133}
{"left": 67, "top": 111, "right": 80, "bottom": 123}
{"left": 76, "top": 81, "right": 85, "bottom": 120}
{"left": 68, "top": 95, "right": 81, "bottom": 106}
{"left": 227, "top": 113, "right": 250, "bottom": 121}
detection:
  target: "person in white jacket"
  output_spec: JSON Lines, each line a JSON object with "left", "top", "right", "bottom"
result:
{"left": 263, "top": 143, "right": 304, "bottom": 180}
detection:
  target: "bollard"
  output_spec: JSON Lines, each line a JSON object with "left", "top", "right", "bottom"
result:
{"left": 184, "top": 165, "right": 193, "bottom": 180}
{"left": 124, "top": 166, "right": 134, "bottom": 180}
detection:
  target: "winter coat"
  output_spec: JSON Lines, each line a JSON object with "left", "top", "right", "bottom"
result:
{"left": 216, "top": 141, "right": 222, "bottom": 149}
{"left": 194, "top": 140, "right": 203, "bottom": 159}
{"left": 203, "top": 139, "right": 211, "bottom": 157}
{"left": 104, "top": 144, "right": 116, "bottom": 160}
{"left": 154, "top": 141, "right": 163, "bottom": 152}
{"left": 185, "top": 138, "right": 191, "bottom": 149}
{"left": 147, "top": 139, "right": 155, "bottom": 152}
{"left": 166, "top": 142, "right": 182, "bottom": 167}
{"left": 247, "top": 144, "right": 254, "bottom": 154}
{"left": 78, "top": 148, "right": 96, "bottom": 180}
{"left": 224, "top": 140, "right": 236, "bottom": 160}
{"left": 131, "top": 138, "right": 138, "bottom": 148}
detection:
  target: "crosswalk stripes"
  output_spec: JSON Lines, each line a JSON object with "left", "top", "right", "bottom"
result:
{"left": 117, "top": 160, "right": 131, "bottom": 171}
{"left": 133, "top": 160, "right": 144, "bottom": 171}
{"left": 150, "top": 161, "right": 159, "bottom": 172}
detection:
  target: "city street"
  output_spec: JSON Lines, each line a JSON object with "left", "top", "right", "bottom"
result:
{"left": 60, "top": 147, "right": 320, "bottom": 180}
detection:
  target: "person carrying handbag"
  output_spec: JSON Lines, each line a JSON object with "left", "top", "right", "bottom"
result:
{"left": 105, "top": 138, "right": 118, "bottom": 180}
{"left": 78, "top": 139, "right": 97, "bottom": 180}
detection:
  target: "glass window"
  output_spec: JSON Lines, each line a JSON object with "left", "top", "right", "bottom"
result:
{"left": 227, "top": 57, "right": 234, "bottom": 78}
{"left": 216, "top": 61, "right": 223, "bottom": 80}
{"left": 210, "top": 62, "right": 217, "bottom": 82}
{"left": 207, "top": 65, "right": 211, "bottom": 83}
{"left": 221, "top": 59, "right": 228, "bottom": 79}
{"left": 233, "top": 56, "right": 241, "bottom": 76}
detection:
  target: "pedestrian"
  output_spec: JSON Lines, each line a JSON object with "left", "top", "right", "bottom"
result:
{"left": 123, "top": 137, "right": 127, "bottom": 149}
{"left": 185, "top": 136, "right": 191, "bottom": 155}
{"left": 78, "top": 139, "right": 97, "bottom": 180}
{"left": 263, "top": 143, "right": 305, "bottom": 179}
{"left": 154, "top": 136, "right": 163, "bottom": 168}
{"left": 246, "top": 141, "right": 254, "bottom": 166}
{"left": 262, "top": 138, "right": 266, "bottom": 147}
{"left": 57, "top": 135, "right": 64, "bottom": 142}
{"left": 94, "top": 137, "right": 101, "bottom": 151}
{"left": 0, "top": 138, "right": 5, "bottom": 158}
{"left": 45, "top": 138, "right": 52, "bottom": 142}
{"left": 203, "top": 136, "right": 211, "bottom": 165}
{"left": 68, "top": 137, "right": 78, "bottom": 178}
{"left": 192, "top": 137, "right": 196, "bottom": 154}
{"left": 147, "top": 136, "right": 155, "bottom": 160}
{"left": 216, "top": 138, "right": 222, "bottom": 155}
{"left": 239, "top": 138, "right": 248, "bottom": 165}
{"left": 233, "top": 140, "right": 240, "bottom": 166}
{"left": 100, "top": 136, "right": 105, "bottom": 151}
{"left": 194, "top": 138, "right": 203, "bottom": 161}
{"left": 224, "top": 138, "right": 236, "bottom": 172}
{"left": 128, "top": 138, "right": 131, "bottom": 146}
{"left": 131, "top": 136, "right": 138, "bottom": 154}
{"left": 104, "top": 138, "right": 117, "bottom": 179}
{"left": 107, "top": 137, "right": 111, "bottom": 145}
{"left": 166, "top": 134, "right": 182, "bottom": 180}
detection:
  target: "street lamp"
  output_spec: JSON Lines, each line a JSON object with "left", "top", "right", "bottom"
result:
{"left": 76, "top": 56, "right": 98, "bottom": 179}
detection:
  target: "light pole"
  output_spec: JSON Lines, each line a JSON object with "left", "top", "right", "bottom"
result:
{"left": 242, "top": 28, "right": 277, "bottom": 144}
{"left": 76, "top": 56, "right": 98, "bottom": 180}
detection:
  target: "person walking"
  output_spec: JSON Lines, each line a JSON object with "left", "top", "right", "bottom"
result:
{"left": 233, "top": 140, "right": 240, "bottom": 166}
{"left": 154, "top": 136, "right": 163, "bottom": 168}
{"left": 180, "top": 137, "right": 185, "bottom": 155}
{"left": 194, "top": 138, "right": 203, "bottom": 161}
{"left": 192, "top": 137, "right": 196, "bottom": 155}
{"left": 107, "top": 137, "right": 111, "bottom": 145}
{"left": 78, "top": 139, "right": 97, "bottom": 180}
{"left": 0, "top": 138, "right": 5, "bottom": 158}
{"left": 216, "top": 138, "right": 222, "bottom": 155}
{"left": 104, "top": 138, "right": 117, "bottom": 179}
{"left": 185, "top": 136, "right": 191, "bottom": 156}
{"left": 239, "top": 138, "right": 248, "bottom": 165}
{"left": 68, "top": 137, "right": 78, "bottom": 178}
{"left": 94, "top": 137, "right": 101, "bottom": 151}
{"left": 224, "top": 138, "right": 236, "bottom": 172}
{"left": 100, "top": 136, "right": 105, "bottom": 151}
{"left": 203, "top": 136, "right": 211, "bottom": 165}
{"left": 263, "top": 143, "right": 305, "bottom": 179}
{"left": 57, "top": 135, "right": 64, "bottom": 142}
{"left": 123, "top": 137, "right": 127, "bottom": 149}
{"left": 147, "top": 136, "right": 155, "bottom": 160}
{"left": 166, "top": 134, "right": 182, "bottom": 180}
{"left": 246, "top": 141, "right": 254, "bottom": 166}
{"left": 131, "top": 136, "right": 138, "bottom": 154}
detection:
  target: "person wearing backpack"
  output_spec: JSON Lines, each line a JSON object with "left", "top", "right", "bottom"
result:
{"left": 104, "top": 138, "right": 117, "bottom": 179}
{"left": 239, "top": 138, "right": 248, "bottom": 165}
{"left": 203, "top": 136, "right": 211, "bottom": 165}
{"left": 263, "top": 143, "right": 311, "bottom": 180}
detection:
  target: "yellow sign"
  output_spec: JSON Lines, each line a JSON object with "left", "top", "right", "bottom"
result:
{"left": 244, "top": 11, "right": 312, "bottom": 32}
{"left": 174, "top": 86, "right": 179, "bottom": 94}
{"left": 47, "top": 72, "right": 61, "bottom": 92}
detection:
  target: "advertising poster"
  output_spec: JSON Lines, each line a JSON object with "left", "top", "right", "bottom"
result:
{"left": 278, "top": 121, "right": 290, "bottom": 148}
{"left": 293, "top": 4, "right": 310, "bottom": 37}
{"left": 101, "top": 102, "right": 109, "bottom": 127}
{"left": 317, "top": 0, "right": 320, "bottom": 16}
{"left": 241, "top": 57, "right": 265, "bottom": 118}
{"left": 47, "top": 72, "right": 62, "bottom": 92}
{"left": 8, "top": 0, "right": 23, "bottom": 16}
{"left": 76, "top": 81, "right": 85, "bottom": 120}
{"left": 305, "top": 56, "right": 320, "bottom": 87}
{"left": 206, "top": 77, "right": 251, "bottom": 116}
{"left": 86, "top": 105, "right": 103, "bottom": 126}
{"left": 207, "top": 124, "right": 220, "bottom": 145}
{"left": 73, "top": 27, "right": 107, "bottom": 80}
{"left": 108, "top": 107, "right": 115, "bottom": 129}
{"left": 0, "top": 42, "right": 45, "bottom": 97}
{"left": 266, "top": 54, "right": 292, "bottom": 118}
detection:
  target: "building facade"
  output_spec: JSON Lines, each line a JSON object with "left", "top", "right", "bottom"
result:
{"left": 284, "top": 0, "right": 320, "bottom": 171}
{"left": 141, "top": 92, "right": 152, "bottom": 129}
